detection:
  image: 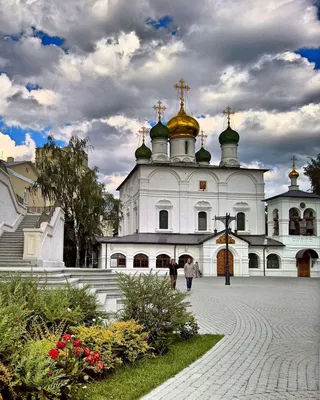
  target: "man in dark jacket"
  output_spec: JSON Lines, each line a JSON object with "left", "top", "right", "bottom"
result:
{"left": 168, "top": 259, "right": 179, "bottom": 289}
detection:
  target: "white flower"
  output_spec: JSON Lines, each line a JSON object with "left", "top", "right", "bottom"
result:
{"left": 67, "top": 308, "right": 72, "bottom": 312}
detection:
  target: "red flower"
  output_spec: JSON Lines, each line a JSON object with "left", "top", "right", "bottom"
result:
{"left": 56, "top": 340, "right": 66, "bottom": 349}
{"left": 83, "top": 347, "right": 90, "bottom": 356}
{"left": 97, "top": 361, "right": 104, "bottom": 371}
{"left": 63, "top": 334, "right": 72, "bottom": 341}
{"left": 92, "top": 351, "right": 101, "bottom": 362}
{"left": 48, "top": 370, "right": 55, "bottom": 376}
{"left": 73, "top": 347, "right": 82, "bottom": 357}
{"left": 193, "top": 330, "right": 199, "bottom": 335}
{"left": 73, "top": 339, "right": 82, "bottom": 348}
{"left": 49, "top": 349, "right": 59, "bottom": 359}
{"left": 85, "top": 355, "right": 95, "bottom": 364}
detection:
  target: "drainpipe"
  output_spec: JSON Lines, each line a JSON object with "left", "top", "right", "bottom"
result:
{"left": 263, "top": 246, "right": 266, "bottom": 276}
{"left": 174, "top": 244, "right": 177, "bottom": 261}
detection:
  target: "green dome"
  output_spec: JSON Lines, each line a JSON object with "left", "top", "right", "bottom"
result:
{"left": 196, "top": 147, "right": 211, "bottom": 163}
{"left": 150, "top": 121, "right": 170, "bottom": 139}
{"left": 219, "top": 125, "right": 240, "bottom": 145}
{"left": 135, "top": 143, "right": 152, "bottom": 159}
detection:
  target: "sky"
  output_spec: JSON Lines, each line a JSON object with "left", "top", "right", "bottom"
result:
{"left": 0, "top": 0, "right": 319, "bottom": 198}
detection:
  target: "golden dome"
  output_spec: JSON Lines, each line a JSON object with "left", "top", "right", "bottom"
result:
{"left": 167, "top": 105, "right": 200, "bottom": 139}
{"left": 289, "top": 168, "right": 299, "bottom": 179}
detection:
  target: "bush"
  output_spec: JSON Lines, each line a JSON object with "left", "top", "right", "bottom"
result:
{"left": 73, "top": 320, "right": 149, "bottom": 369}
{"left": 0, "top": 274, "right": 104, "bottom": 327}
{"left": 117, "top": 272, "right": 199, "bottom": 354}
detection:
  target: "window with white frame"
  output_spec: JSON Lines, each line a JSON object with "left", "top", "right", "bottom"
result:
{"left": 198, "top": 211, "right": 207, "bottom": 231}
{"left": 267, "top": 254, "right": 280, "bottom": 269}
{"left": 159, "top": 210, "right": 169, "bottom": 229}
{"left": 237, "top": 212, "right": 245, "bottom": 231}
{"left": 155, "top": 200, "right": 173, "bottom": 231}
{"left": 194, "top": 201, "right": 211, "bottom": 232}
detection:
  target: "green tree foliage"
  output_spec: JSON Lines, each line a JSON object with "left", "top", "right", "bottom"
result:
{"left": 35, "top": 135, "right": 121, "bottom": 267}
{"left": 117, "top": 273, "right": 199, "bottom": 354}
{"left": 304, "top": 153, "right": 320, "bottom": 195}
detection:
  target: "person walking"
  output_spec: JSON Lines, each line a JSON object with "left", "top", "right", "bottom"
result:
{"left": 194, "top": 261, "right": 201, "bottom": 278}
{"left": 168, "top": 258, "right": 179, "bottom": 289}
{"left": 184, "top": 258, "right": 196, "bottom": 291}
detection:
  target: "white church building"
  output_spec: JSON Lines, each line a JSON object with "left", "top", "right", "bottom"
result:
{"left": 98, "top": 79, "right": 320, "bottom": 278}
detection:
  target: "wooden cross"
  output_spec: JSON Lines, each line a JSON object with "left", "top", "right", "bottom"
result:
{"left": 153, "top": 100, "right": 166, "bottom": 122}
{"left": 174, "top": 78, "right": 190, "bottom": 107}
{"left": 223, "top": 106, "right": 235, "bottom": 126}
{"left": 138, "top": 126, "right": 148, "bottom": 144}
{"left": 291, "top": 155, "right": 297, "bottom": 169}
{"left": 199, "top": 130, "right": 207, "bottom": 147}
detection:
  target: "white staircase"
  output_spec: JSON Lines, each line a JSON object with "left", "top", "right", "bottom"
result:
{"left": 0, "top": 214, "right": 40, "bottom": 267}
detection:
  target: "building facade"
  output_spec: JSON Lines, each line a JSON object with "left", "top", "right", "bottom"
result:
{"left": 98, "top": 80, "right": 320, "bottom": 278}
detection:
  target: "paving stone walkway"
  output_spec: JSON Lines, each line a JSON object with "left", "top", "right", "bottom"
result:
{"left": 142, "top": 277, "right": 320, "bottom": 400}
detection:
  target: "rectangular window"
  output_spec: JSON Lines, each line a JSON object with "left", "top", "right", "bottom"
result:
{"left": 198, "top": 212, "right": 207, "bottom": 231}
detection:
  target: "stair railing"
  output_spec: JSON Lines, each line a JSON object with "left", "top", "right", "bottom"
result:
{"left": 34, "top": 201, "right": 61, "bottom": 228}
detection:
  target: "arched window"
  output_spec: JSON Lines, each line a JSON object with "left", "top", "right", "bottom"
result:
{"left": 272, "top": 209, "right": 279, "bottom": 236}
{"left": 303, "top": 208, "right": 316, "bottom": 236}
{"left": 133, "top": 254, "right": 149, "bottom": 268}
{"left": 249, "top": 253, "right": 259, "bottom": 268}
{"left": 159, "top": 210, "right": 168, "bottom": 229}
{"left": 289, "top": 207, "right": 300, "bottom": 235}
{"left": 179, "top": 254, "right": 192, "bottom": 268}
{"left": 156, "top": 254, "right": 170, "bottom": 268}
{"left": 198, "top": 211, "right": 207, "bottom": 231}
{"left": 110, "top": 253, "right": 126, "bottom": 268}
{"left": 237, "top": 212, "right": 245, "bottom": 231}
{"left": 267, "top": 254, "right": 280, "bottom": 269}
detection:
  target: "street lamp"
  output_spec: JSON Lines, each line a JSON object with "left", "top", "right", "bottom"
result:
{"left": 215, "top": 213, "right": 236, "bottom": 285}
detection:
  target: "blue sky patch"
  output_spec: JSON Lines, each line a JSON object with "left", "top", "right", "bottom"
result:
{"left": 0, "top": 118, "right": 66, "bottom": 150}
{"left": 26, "top": 83, "right": 42, "bottom": 92}
{"left": 31, "top": 27, "right": 65, "bottom": 47}
{"left": 146, "top": 15, "right": 177, "bottom": 35}
{"left": 295, "top": 48, "right": 320, "bottom": 69}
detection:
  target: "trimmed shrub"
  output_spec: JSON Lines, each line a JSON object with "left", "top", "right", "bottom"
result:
{"left": 117, "top": 272, "right": 199, "bottom": 354}
{"left": 73, "top": 320, "right": 149, "bottom": 369}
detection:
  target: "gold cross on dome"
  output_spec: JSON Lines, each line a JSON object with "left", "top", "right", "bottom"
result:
{"left": 138, "top": 126, "right": 148, "bottom": 144}
{"left": 174, "top": 78, "right": 190, "bottom": 107}
{"left": 199, "top": 130, "right": 207, "bottom": 147}
{"left": 223, "top": 106, "right": 235, "bottom": 126}
{"left": 153, "top": 100, "right": 166, "bottom": 122}
{"left": 291, "top": 155, "right": 297, "bottom": 169}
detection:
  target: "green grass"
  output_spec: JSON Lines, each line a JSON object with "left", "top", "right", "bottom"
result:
{"left": 74, "top": 334, "right": 223, "bottom": 400}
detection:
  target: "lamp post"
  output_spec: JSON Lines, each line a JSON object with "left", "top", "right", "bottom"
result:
{"left": 215, "top": 213, "right": 236, "bottom": 285}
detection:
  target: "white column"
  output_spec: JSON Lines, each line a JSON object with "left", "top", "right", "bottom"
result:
{"left": 98, "top": 243, "right": 107, "bottom": 269}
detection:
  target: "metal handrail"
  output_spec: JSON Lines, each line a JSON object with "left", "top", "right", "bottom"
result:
{"left": 34, "top": 201, "right": 61, "bottom": 228}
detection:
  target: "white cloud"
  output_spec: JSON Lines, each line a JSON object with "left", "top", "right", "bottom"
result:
{"left": 0, "top": 132, "right": 36, "bottom": 161}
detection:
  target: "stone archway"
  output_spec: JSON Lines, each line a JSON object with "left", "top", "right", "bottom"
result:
{"left": 217, "top": 249, "right": 234, "bottom": 276}
{"left": 296, "top": 249, "right": 319, "bottom": 278}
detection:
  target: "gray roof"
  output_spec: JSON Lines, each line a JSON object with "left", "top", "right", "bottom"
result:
{"left": 99, "top": 233, "right": 209, "bottom": 245}
{"left": 239, "top": 235, "right": 284, "bottom": 247}
{"left": 264, "top": 190, "right": 320, "bottom": 202}
{"left": 99, "top": 232, "right": 284, "bottom": 247}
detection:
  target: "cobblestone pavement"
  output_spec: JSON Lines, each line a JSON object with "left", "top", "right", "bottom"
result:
{"left": 142, "top": 277, "right": 320, "bottom": 400}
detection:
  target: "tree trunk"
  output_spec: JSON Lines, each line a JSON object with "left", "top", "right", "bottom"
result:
{"left": 72, "top": 210, "right": 80, "bottom": 268}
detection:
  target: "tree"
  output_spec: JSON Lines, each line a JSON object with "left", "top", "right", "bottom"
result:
{"left": 35, "top": 135, "right": 121, "bottom": 268}
{"left": 304, "top": 154, "right": 320, "bottom": 195}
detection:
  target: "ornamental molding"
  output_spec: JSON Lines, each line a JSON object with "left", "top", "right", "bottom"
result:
{"left": 233, "top": 202, "right": 250, "bottom": 211}
{"left": 216, "top": 234, "right": 235, "bottom": 244}
{"left": 195, "top": 201, "right": 212, "bottom": 210}
{"left": 156, "top": 199, "right": 173, "bottom": 209}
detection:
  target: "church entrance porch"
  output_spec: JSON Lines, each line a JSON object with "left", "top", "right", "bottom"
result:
{"left": 217, "top": 249, "right": 234, "bottom": 276}
{"left": 296, "top": 249, "right": 319, "bottom": 278}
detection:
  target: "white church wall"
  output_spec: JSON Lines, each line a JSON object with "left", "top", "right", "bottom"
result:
{"left": 102, "top": 242, "right": 200, "bottom": 274}
{"left": 120, "top": 164, "right": 266, "bottom": 236}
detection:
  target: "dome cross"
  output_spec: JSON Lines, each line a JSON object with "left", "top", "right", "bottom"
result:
{"left": 291, "top": 155, "right": 297, "bottom": 169}
{"left": 153, "top": 100, "right": 166, "bottom": 122}
{"left": 174, "top": 78, "right": 190, "bottom": 108}
{"left": 138, "top": 126, "right": 148, "bottom": 144}
{"left": 223, "top": 106, "right": 235, "bottom": 126}
{"left": 199, "top": 130, "right": 208, "bottom": 147}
